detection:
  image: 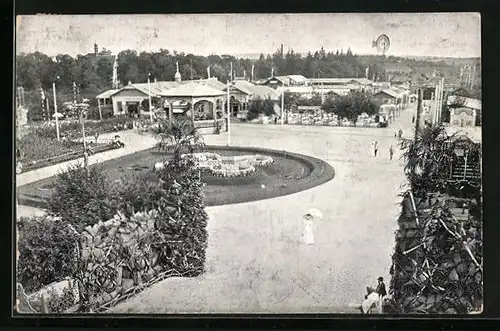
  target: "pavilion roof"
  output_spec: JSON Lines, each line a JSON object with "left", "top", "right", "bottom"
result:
{"left": 96, "top": 89, "right": 119, "bottom": 99}
{"left": 159, "top": 82, "right": 225, "bottom": 97}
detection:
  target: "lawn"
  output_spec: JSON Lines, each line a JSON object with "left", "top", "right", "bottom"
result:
{"left": 17, "top": 146, "right": 335, "bottom": 208}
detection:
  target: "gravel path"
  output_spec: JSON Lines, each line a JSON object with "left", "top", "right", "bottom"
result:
{"left": 110, "top": 105, "right": 417, "bottom": 313}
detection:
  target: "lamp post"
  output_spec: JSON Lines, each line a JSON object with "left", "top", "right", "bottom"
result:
{"left": 80, "top": 109, "right": 89, "bottom": 173}
{"left": 227, "top": 80, "right": 231, "bottom": 146}
{"left": 148, "top": 73, "right": 153, "bottom": 123}
{"left": 52, "top": 78, "right": 60, "bottom": 141}
{"left": 281, "top": 90, "right": 284, "bottom": 126}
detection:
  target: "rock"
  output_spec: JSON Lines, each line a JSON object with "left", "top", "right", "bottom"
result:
{"left": 102, "top": 292, "right": 112, "bottom": 303}
{"left": 109, "top": 289, "right": 120, "bottom": 299}
{"left": 122, "top": 278, "right": 134, "bottom": 291}
{"left": 449, "top": 268, "right": 459, "bottom": 281}
{"left": 108, "top": 227, "right": 118, "bottom": 237}
{"left": 456, "top": 262, "right": 467, "bottom": 275}
{"left": 440, "top": 261, "right": 454, "bottom": 269}
{"left": 94, "top": 294, "right": 104, "bottom": 306}
{"left": 452, "top": 252, "right": 462, "bottom": 264}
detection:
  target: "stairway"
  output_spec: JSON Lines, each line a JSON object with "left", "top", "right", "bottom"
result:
{"left": 450, "top": 157, "right": 481, "bottom": 182}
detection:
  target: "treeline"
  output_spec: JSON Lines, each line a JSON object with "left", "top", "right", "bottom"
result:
{"left": 16, "top": 47, "right": 387, "bottom": 94}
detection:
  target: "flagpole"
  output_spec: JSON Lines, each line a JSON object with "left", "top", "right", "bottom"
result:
{"left": 227, "top": 80, "right": 231, "bottom": 146}
{"left": 46, "top": 98, "right": 50, "bottom": 122}
{"left": 281, "top": 90, "right": 284, "bottom": 126}
{"left": 148, "top": 73, "right": 153, "bottom": 123}
{"left": 52, "top": 82, "right": 60, "bottom": 141}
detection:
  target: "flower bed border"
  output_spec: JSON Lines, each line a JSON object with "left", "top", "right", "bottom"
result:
{"left": 17, "top": 146, "right": 335, "bottom": 208}
{"left": 20, "top": 143, "right": 117, "bottom": 173}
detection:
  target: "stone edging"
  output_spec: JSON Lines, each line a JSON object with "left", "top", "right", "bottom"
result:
{"left": 202, "top": 145, "right": 335, "bottom": 206}
{"left": 17, "top": 146, "right": 335, "bottom": 208}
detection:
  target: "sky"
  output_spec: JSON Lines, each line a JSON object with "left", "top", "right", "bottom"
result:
{"left": 16, "top": 13, "right": 481, "bottom": 58}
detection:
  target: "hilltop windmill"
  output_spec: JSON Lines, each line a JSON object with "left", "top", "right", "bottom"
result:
{"left": 372, "top": 34, "right": 391, "bottom": 82}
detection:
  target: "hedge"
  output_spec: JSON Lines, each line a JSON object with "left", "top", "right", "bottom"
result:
{"left": 18, "top": 149, "right": 209, "bottom": 312}
{"left": 17, "top": 216, "right": 79, "bottom": 293}
{"left": 388, "top": 192, "right": 482, "bottom": 314}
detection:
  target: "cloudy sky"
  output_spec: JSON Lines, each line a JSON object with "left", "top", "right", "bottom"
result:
{"left": 16, "top": 13, "right": 481, "bottom": 58}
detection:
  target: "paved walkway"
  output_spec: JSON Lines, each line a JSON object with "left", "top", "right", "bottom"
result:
{"left": 16, "top": 106, "right": 418, "bottom": 312}
{"left": 110, "top": 106, "right": 418, "bottom": 314}
{"left": 16, "top": 130, "right": 157, "bottom": 187}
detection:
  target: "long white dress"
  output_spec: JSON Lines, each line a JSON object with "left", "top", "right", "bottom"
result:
{"left": 302, "top": 219, "right": 315, "bottom": 245}
{"left": 362, "top": 292, "right": 380, "bottom": 314}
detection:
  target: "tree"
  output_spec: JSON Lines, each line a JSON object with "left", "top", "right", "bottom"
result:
{"left": 98, "top": 48, "right": 112, "bottom": 56}
{"left": 117, "top": 50, "right": 139, "bottom": 85}
{"left": 247, "top": 97, "right": 275, "bottom": 120}
{"left": 153, "top": 115, "right": 206, "bottom": 161}
{"left": 322, "top": 91, "right": 379, "bottom": 123}
{"left": 95, "top": 56, "right": 113, "bottom": 88}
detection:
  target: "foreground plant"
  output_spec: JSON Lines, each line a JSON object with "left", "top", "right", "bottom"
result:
{"left": 152, "top": 115, "right": 206, "bottom": 161}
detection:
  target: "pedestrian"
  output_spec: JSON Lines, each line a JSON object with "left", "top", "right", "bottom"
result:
{"left": 376, "top": 277, "right": 387, "bottom": 313}
{"left": 398, "top": 129, "right": 403, "bottom": 139}
{"left": 361, "top": 287, "right": 380, "bottom": 314}
{"left": 389, "top": 145, "right": 394, "bottom": 160}
{"left": 374, "top": 141, "right": 378, "bottom": 157}
{"left": 302, "top": 213, "right": 315, "bottom": 245}
{"left": 274, "top": 116, "right": 278, "bottom": 125}
{"left": 301, "top": 208, "right": 322, "bottom": 245}
{"left": 412, "top": 115, "right": 415, "bottom": 124}
{"left": 394, "top": 131, "right": 397, "bottom": 138}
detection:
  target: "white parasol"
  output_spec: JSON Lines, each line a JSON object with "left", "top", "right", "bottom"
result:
{"left": 306, "top": 208, "right": 323, "bottom": 219}
{"left": 52, "top": 112, "right": 64, "bottom": 119}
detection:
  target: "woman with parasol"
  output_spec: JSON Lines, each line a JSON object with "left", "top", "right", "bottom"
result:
{"left": 301, "top": 208, "right": 323, "bottom": 245}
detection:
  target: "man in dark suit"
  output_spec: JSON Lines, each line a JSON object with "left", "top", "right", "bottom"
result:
{"left": 376, "top": 276, "right": 387, "bottom": 313}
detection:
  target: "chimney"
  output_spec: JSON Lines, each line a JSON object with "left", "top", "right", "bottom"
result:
{"left": 94, "top": 43, "right": 98, "bottom": 56}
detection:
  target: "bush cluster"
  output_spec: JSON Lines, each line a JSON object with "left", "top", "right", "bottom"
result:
{"left": 18, "top": 120, "right": 210, "bottom": 310}
{"left": 153, "top": 156, "right": 209, "bottom": 276}
{"left": 29, "top": 116, "right": 134, "bottom": 140}
{"left": 47, "top": 164, "right": 117, "bottom": 229}
{"left": 17, "top": 216, "right": 79, "bottom": 293}
{"left": 17, "top": 132, "right": 78, "bottom": 163}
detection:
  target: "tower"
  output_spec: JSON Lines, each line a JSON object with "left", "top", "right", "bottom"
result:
{"left": 94, "top": 43, "right": 98, "bottom": 56}
{"left": 174, "top": 61, "right": 182, "bottom": 82}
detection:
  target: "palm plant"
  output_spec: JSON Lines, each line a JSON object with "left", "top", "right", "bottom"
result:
{"left": 400, "top": 125, "right": 457, "bottom": 197}
{"left": 152, "top": 115, "right": 206, "bottom": 161}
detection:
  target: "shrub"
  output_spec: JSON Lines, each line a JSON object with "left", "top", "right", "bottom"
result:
{"left": 111, "top": 174, "right": 166, "bottom": 217}
{"left": 29, "top": 286, "right": 77, "bottom": 313}
{"left": 17, "top": 216, "right": 79, "bottom": 293}
{"left": 47, "top": 163, "right": 116, "bottom": 228}
{"left": 153, "top": 116, "right": 206, "bottom": 160}
{"left": 17, "top": 132, "right": 78, "bottom": 162}
{"left": 153, "top": 155, "right": 209, "bottom": 276}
